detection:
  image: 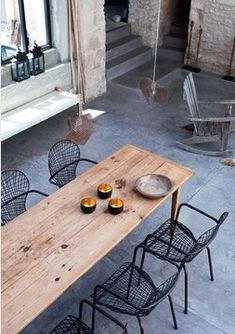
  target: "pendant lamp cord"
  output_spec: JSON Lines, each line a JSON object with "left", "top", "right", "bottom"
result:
{"left": 152, "top": 0, "right": 161, "bottom": 83}
{"left": 68, "top": 0, "right": 86, "bottom": 115}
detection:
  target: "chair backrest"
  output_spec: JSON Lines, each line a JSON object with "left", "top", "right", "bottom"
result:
{"left": 189, "top": 211, "right": 228, "bottom": 258}
{"left": 145, "top": 268, "right": 180, "bottom": 311}
{"left": 183, "top": 73, "right": 201, "bottom": 132}
{"left": 48, "top": 140, "right": 80, "bottom": 187}
{"left": 1, "top": 170, "right": 30, "bottom": 224}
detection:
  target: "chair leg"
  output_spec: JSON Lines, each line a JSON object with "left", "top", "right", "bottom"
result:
{"left": 206, "top": 247, "right": 214, "bottom": 281}
{"left": 183, "top": 265, "right": 188, "bottom": 314}
{"left": 137, "top": 248, "right": 146, "bottom": 286}
{"left": 168, "top": 295, "right": 178, "bottom": 330}
{"left": 140, "top": 248, "right": 146, "bottom": 272}
{"left": 136, "top": 315, "right": 144, "bottom": 334}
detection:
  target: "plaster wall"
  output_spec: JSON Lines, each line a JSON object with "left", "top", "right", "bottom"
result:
{"left": 186, "top": 0, "right": 235, "bottom": 76}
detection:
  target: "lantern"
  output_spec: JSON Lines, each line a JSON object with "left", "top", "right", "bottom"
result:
{"left": 11, "top": 49, "right": 30, "bottom": 82}
{"left": 30, "top": 42, "right": 45, "bottom": 75}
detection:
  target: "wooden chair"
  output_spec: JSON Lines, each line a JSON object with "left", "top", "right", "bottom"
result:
{"left": 177, "top": 72, "right": 235, "bottom": 156}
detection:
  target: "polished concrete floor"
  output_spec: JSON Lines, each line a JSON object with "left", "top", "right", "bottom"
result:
{"left": 2, "top": 56, "right": 235, "bottom": 334}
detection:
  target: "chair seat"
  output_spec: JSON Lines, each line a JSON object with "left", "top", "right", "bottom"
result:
{"left": 94, "top": 262, "right": 158, "bottom": 316}
{"left": 49, "top": 315, "right": 91, "bottom": 334}
{"left": 146, "top": 220, "right": 197, "bottom": 262}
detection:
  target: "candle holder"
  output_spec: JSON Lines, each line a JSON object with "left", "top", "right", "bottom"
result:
{"left": 81, "top": 197, "right": 96, "bottom": 213}
{"left": 97, "top": 184, "right": 112, "bottom": 199}
{"left": 108, "top": 198, "right": 124, "bottom": 215}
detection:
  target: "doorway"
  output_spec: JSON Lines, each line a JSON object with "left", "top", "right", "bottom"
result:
{"left": 174, "top": 0, "right": 191, "bottom": 27}
{"left": 105, "top": 0, "right": 129, "bottom": 32}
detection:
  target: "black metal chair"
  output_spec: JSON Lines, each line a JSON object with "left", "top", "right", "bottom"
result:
{"left": 138, "top": 203, "right": 228, "bottom": 314}
{"left": 49, "top": 299, "right": 127, "bottom": 334}
{"left": 93, "top": 246, "right": 183, "bottom": 334}
{"left": 1, "top": 169, "right": 48, "bottom": 225}
{"left": 48, "top": 140, "right": 98, "bottom": 188}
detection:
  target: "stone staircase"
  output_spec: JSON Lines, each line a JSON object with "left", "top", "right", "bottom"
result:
{"left": 106, "top": 23, "right": 152, "bottom": 81}
{"left": 159, "top": 23, "right": 188, "bottom": 62}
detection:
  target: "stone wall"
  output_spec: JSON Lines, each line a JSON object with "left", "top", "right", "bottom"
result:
{"left": 187, "top": 0, "right": 235, "bottom": 76}
{"left": 128, "top": 0, "right": 176, "bottom": 47}
{"left": 129, "top": 0, "right": 158, "bottom": 47}
{"left": 77, "top": 0, "right": 106, "bottom": 102}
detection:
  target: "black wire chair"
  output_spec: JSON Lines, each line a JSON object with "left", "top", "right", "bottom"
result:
{"left": 1, "top": 169, "right": 48, "bottom": 225}
{"left": 48, "top": 140, "right": 98, "bottom": 188}
{"left": 49, "top": 299, "right": 128, "bottom": 334}
{"left": 93, "top": 246, "right": 183, "bottom": 334}
{"left": 138, "top": 203, "right": 228, "bottom": 314}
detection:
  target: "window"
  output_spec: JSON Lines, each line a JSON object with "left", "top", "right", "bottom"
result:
{"left": 1, "top": 0, "right": 51, "bottom": 64}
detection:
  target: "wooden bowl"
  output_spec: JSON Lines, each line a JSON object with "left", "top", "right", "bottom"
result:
{"left": 135, "top": 174, "right": 173, "bottom": 198}
{"left": 81, "top": 197, "right": 96, "bottom": 213}
{"left": 108, "top": 198, "right": 124, "bottom": 215}
{"left": 97, "top": 183, "right": 112, "bottom": 199}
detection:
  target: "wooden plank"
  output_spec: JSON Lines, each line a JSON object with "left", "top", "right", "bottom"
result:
{"left": 2, "top": 151, "right": 162, "bottom": 289}
{"left": 1, "top": 145, "right": 140, "bottom": 252}
{"left": 1, "top": 145, "right": 193, "bottom": 334}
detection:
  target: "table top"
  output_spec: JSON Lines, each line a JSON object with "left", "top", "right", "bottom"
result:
{"left": 1, "top": 144, "right": 193, "bottom": 334}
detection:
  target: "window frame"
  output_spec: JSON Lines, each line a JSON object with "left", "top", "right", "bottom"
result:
{"left": 1, "top": 0, "right": 52, "bottom": 65}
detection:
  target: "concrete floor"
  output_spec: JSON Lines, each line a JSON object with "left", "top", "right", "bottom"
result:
{"left": 2, "top": 56, "right": 235, "bottom": 334}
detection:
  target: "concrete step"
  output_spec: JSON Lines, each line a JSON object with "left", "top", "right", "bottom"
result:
{"left": 163, "top": 34, "right": 187, "bottom": 51}
{"left": 158, "top": 46, "right": 185, "bottom": 62}
{"left": 106, "top": 23, "right": 131, "bottom": 44}
{"left": 106, "top": 46, "right": 152, "bottom": 81}
{"left": 106, "top": 35, "right": 142, "bottom": 61}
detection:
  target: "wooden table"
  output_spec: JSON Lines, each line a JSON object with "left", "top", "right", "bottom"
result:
{"left": 1, "top": 145, "right": 193, "bottom": 334}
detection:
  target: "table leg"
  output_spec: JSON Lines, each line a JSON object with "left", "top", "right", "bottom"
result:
{"left": 171, "top": 188, "right": 180, "bottom": 219}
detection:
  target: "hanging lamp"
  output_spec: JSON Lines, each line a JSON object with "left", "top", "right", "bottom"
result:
{"left": 139, "top": 0, "right": 169, "bottom": 103}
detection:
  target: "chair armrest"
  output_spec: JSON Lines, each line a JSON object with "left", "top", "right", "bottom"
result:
{"left": 175, "top": 203, "right": 219, "bottom": 224}
{"left": 190, "top": 117, "right": 235, "bottom": 122}
{"left": 79, "top": 158, "right": 98, "bottom": 164}
{"left": 133, "top": 243, "right": 181, "bottom": 267}
{"left": 28, "top": 190, "right": 48, "bottom": 197}
{"left": 49, "top": 160, "right": 79, "bottom": 183}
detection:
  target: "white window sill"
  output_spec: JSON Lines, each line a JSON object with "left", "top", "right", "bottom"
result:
{"left": 1, "top": 48, "right": 59, "bottom": 88}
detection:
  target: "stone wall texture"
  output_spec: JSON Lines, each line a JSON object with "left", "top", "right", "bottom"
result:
{"left": 77, "top": 0, "right": 106, "bottom": 102}
{"left": 128, "top": 0, "right": 159, "bottom": 47}
{"left": 129, "top": 0, "right": 177, "bottom": 47}
{"left": 187, "top": 0, "right": 235, "bottom": 76}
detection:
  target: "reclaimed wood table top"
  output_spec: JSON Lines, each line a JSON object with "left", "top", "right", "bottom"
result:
{"left": 1, "top": 144, "right": 193, "bottom": 334}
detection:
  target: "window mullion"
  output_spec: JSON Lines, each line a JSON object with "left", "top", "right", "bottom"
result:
{"left": 44, "top": 0, "right": 52, "bottom": 47}
{"left": 18, "top": 0, "right": 29, "bottom": 52}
